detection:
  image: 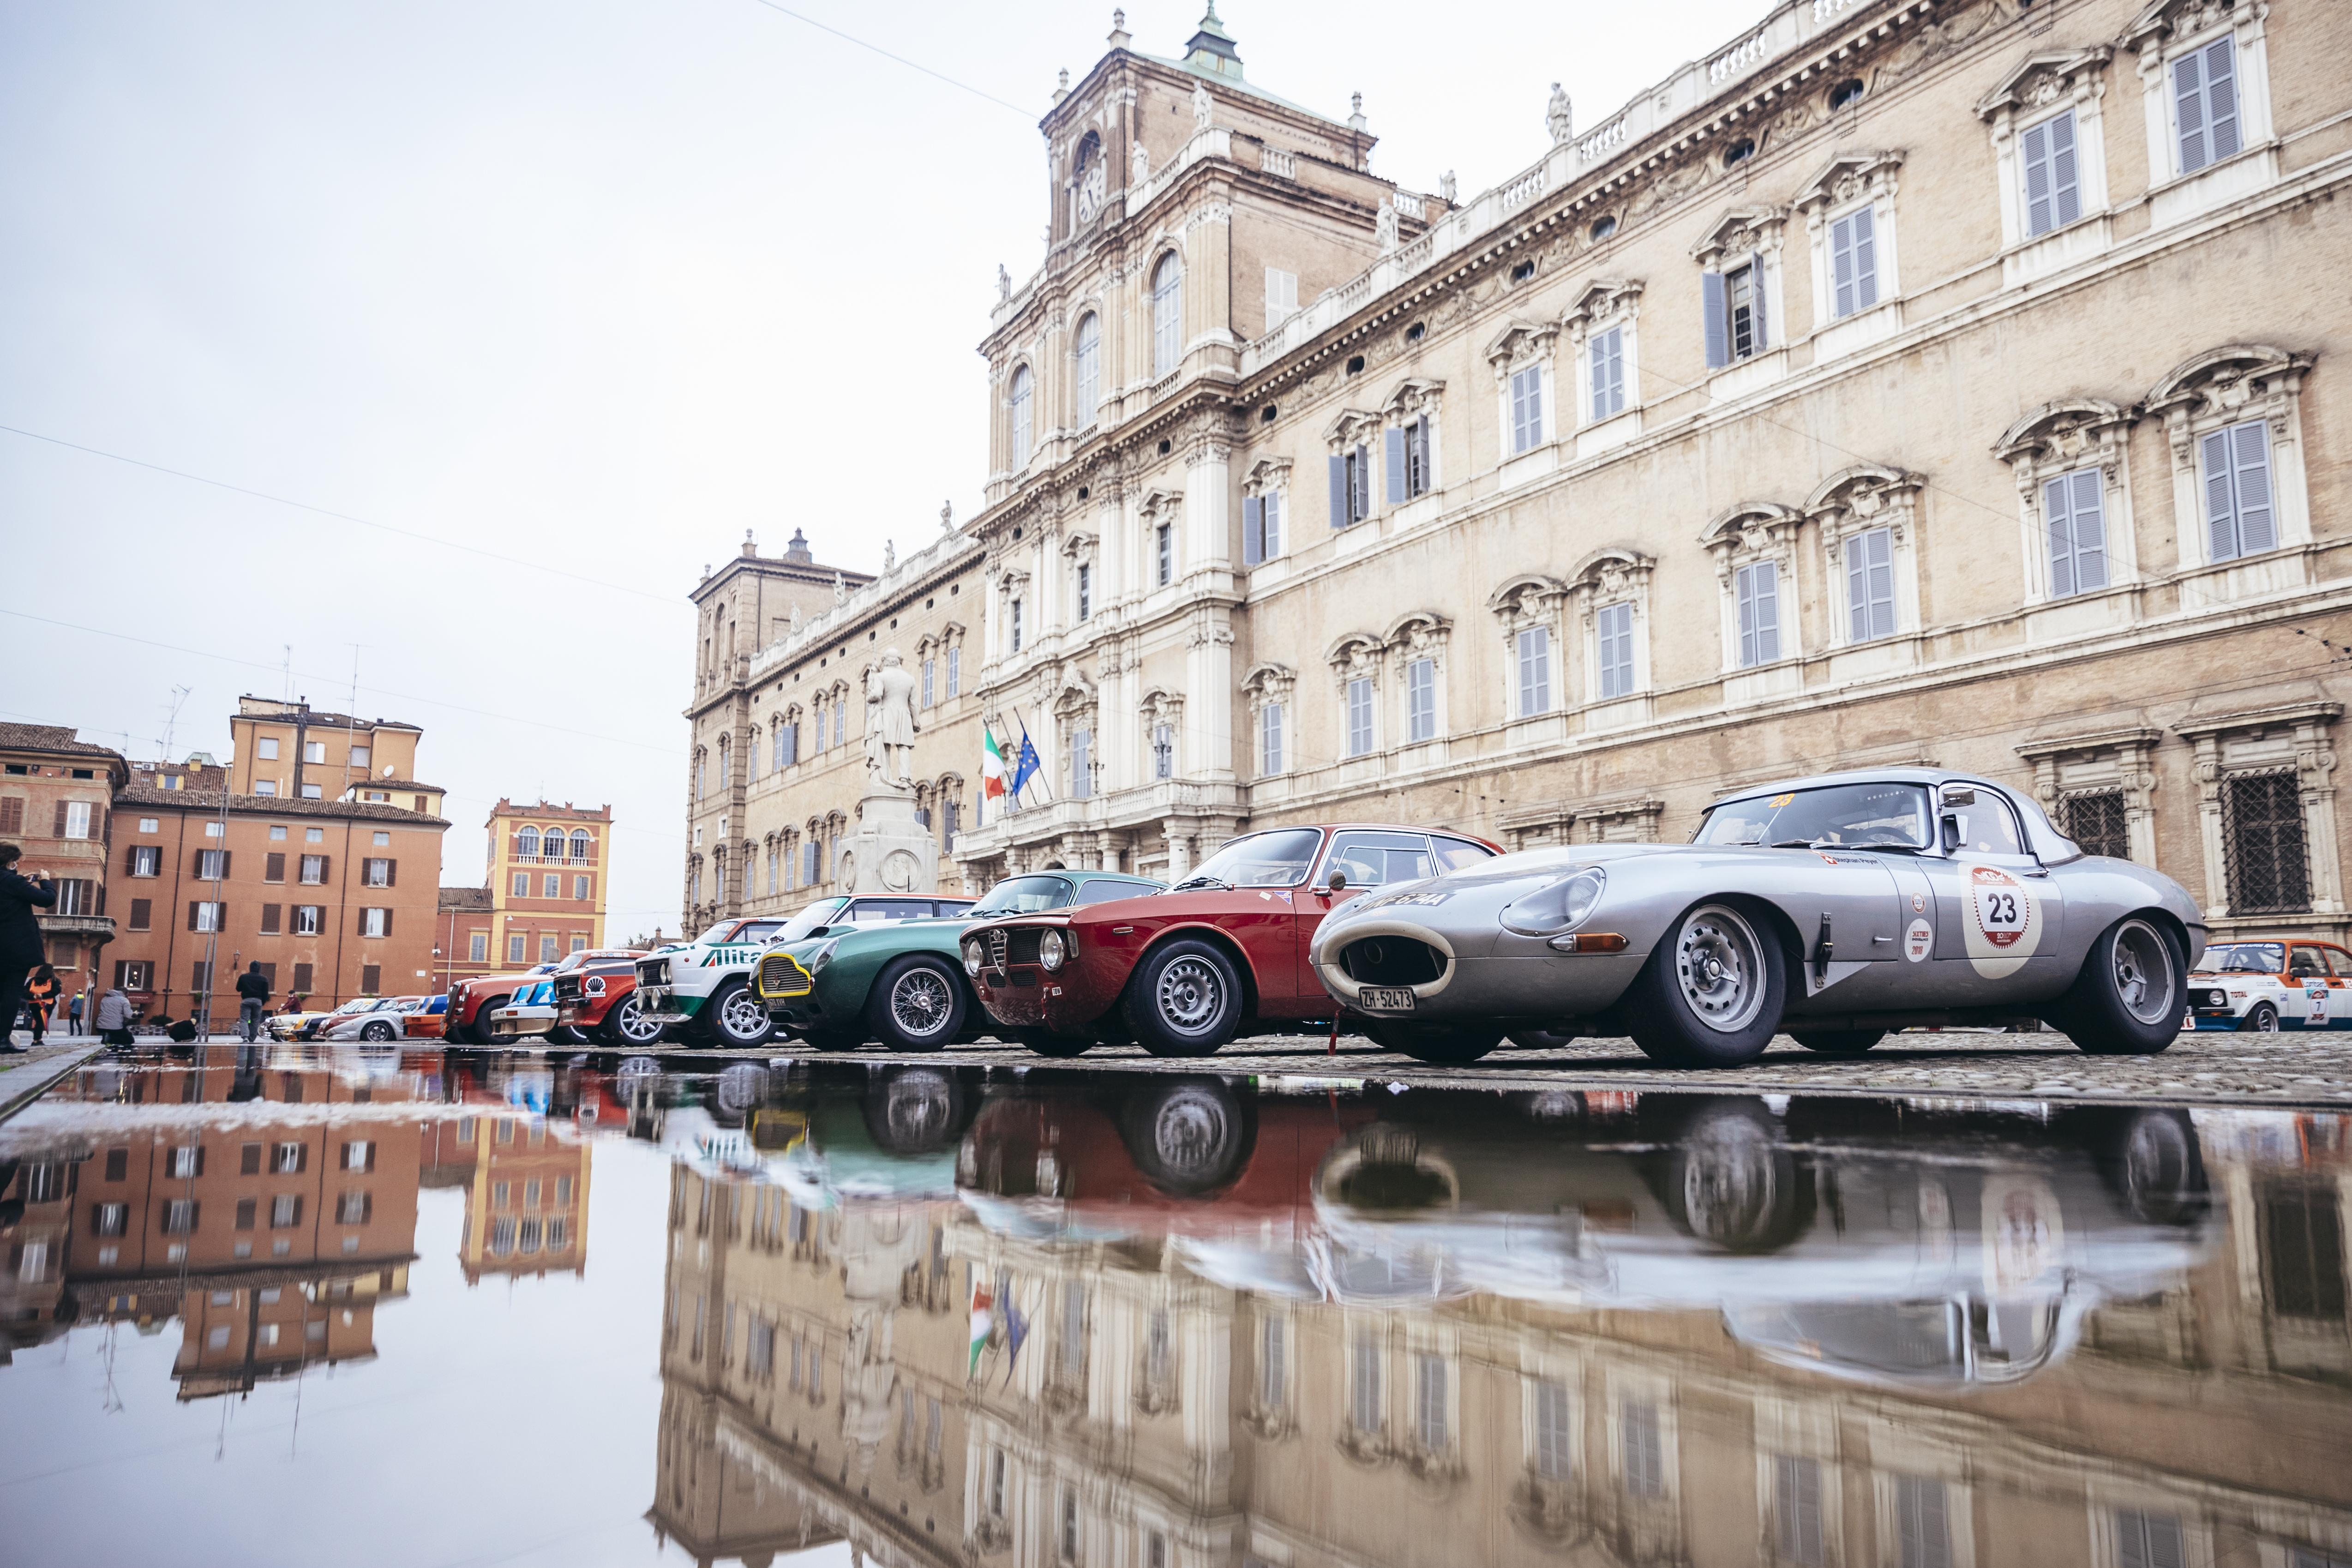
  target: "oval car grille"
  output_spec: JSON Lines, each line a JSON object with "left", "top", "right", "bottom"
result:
{"left": 1339, "top": 937, "right": 1448, "bottom": 987}
{"left": 758, "top": 952, "right": 815, "bottom": 998}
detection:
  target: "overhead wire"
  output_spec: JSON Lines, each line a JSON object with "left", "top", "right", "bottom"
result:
{"left": 737, "top": 0, "right": 1039, "bottom": 119}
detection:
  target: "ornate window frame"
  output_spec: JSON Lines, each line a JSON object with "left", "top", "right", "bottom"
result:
{"left": 1487, "top": 574, "right": 1570, "bottom": 725}
{"left": 1700, "top": 503, "right": 1805, "bottom": 677}
{"left": 2013, "top": 711, "right": 2166, "bottom": 865}
{"left": 1806, "top": 465, "right": 1925, "bottom": 649}
{"left": 2142, "top": 343, "right": 2315, "bottom": 571}
{"left": 1992, "top": 398, "right": 2141, "bottom": 602}
{"left": 1070, "top": 305, "right": 1104, "bottom": 430}
{"left": 1138, "top": 487, "right": 1184, "bottom": 592}
{"left": 1384, "top": 611, "right": 1452, "bottom": 750}
{"left": 1327, "top": 631, "right": 1386, "bottom": 760}
{"left": 1006, "top": 360, "right": 1037, "bottom": 472}
{"left": 994, "top": 564, "right": 1032, "bottom": 659}
{"left": 1689, "top": 207, "right": 1789, "bottom": 370}
{"left": 1485, "top": 321, "right": 1561, "bottom": 462}
{"left": 1564, "top": 280, "right": 1644, "bottom": 432}
{"left": 2172, "top": 683, "right": 2343, "bottom": 924}
{"left": 2121, "top": 0, "right": 2279, "bottom": 210}
{"left": 1567, "top": 548, "right": 1655, "bottom": 710}
{"left": 1242, "top": 456, "right": 1292, "bottom": 566}
{"left": 1974, "top": 47, "right": 2116, "bottom": 264}
{"left": 1242, "top": 663, "right": 1296, "bottom": 778}
{"left": 1323, "top": 409, "right": 1383, "bottom": 528}
{"left": 1379, "top": 377, "right": 1446, "bottom": 505}
{"left": 1061, "top": 530, "right": 1098, "bottom": 628}
{"left": 1793, "top": 151, "right": 1906, "bottom": 350}
{"left": 1139, "top": 688, "right": 1186, "bottom": 782}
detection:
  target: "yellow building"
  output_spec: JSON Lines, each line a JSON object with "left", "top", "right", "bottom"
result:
{"left": 439, "top": 798, "right": 614, "bottom": 982}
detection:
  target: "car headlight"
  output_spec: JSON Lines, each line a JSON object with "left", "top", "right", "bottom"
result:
{"left": 963, "top": 939, "right": 986, "bottom": 977}
{"left": 1500, "top": 867, "right": 1607, "bottom": 936}
{"left": 809, "top": 940, "right": 840, "bottom": 974}
{"left": 1039, "top": 928, "right": 1072, "bottom": 972}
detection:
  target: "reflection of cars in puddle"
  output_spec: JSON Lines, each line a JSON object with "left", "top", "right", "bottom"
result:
{"left": 1308, "top": 1093, "right": 2211, "bottom": 1388}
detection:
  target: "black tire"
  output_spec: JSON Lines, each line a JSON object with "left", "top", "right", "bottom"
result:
{"left": 1657, "top": 1097, "right": 1812, "bottom": 1253}
{"left": 1622, "top": 901, "right": 1788, "bottom": 1068}
{"left": 1791, "top": 1028, "right": 1884, "bottom": 1056}
{"left": 1506, "top": 1028, "right": 1578, "bottom": 1050}
{"left": 2241, "top": 1002, "right": 2280, "bottom": 1033}
{"left": 477, "top": 997, "right": 516, "bottom": 1046}
{"left": 2094, "top": 1107, "right": 2208, "bottom": 1225}
{"left": 864, "top": 956, "right": 967, "bottom": 1052}
{"left": 1122, "top": 939, "right": 1243, "bottom": 1057}
{"left": 602, "top": 991, "right": 665, "bottom": 1047}
{"left": 802, "top": 1028, "right": 864, "bottom": 1052}
{"left": 1118, "top": 1077, "right": 1255, "bottom": 1196}
{"left": 1365, "top": 1020, "right": 1503, "bottom": 1063}
{"left": 2053, "top": 915, "right": 2185, "bottom": 1056}
{"left": 360, "top": 1020, "right": 396, "bottom": 1042}
{"left": 704, "top": 978, "right": 776, "bottom": 1049}
{"left": 861, "top": 1066, "right": 966, "bottom": 1156}
{"left": 1014, "top": 1028, "right": 1093, "bottom": 1058}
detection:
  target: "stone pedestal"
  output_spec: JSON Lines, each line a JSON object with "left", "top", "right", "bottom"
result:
{"left": 836, "top": 787, "right": 939, "bottom": 895}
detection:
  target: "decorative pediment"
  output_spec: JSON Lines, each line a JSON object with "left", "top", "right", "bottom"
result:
{"left": 1325, "top": 631, "right": 1385, "bottom": 676}
{"left": 1974, "top": 46, "right": 2115, "bottom": 120}
{"left": 1806, "top": 464, "right": 1926, "bottom": 549}
{"left": 1240, "top": 662, "right": 1296, "bottom": 703}
{"left": 1698, "top": 500, "right": 1804, "bottom": 550}
{"left": 1050, "top": 673, "right": 1098, "bottom": 719}
{"left": 1060, "top": 529, "right": 1098, "bottom": 560}
{"left": 2142, "top": 343, "right": 2313, "bottom": 422}
{"left": 1382, "top": 610, "right": 1452, "bottom": 651}
{"left": 1792, "top": 150, "right": 1906, "bottom": 216}
{"left": 1323, "top": 408, "right": 1385, "bottom": 449}
{"left": 1484, "top": 320, "right": 1560, "bottom": 377}
{"left": 1487, "top": 573, "right": 1569, "bottom": 623}
{"left": 1381, "top": 377, "right": 1446, "bottom": 421}
{"left": 1689, "top": 206, "right": 1788, "bottom": 266}
{"left": 1243, "top": 455, "right": 1293, "bottom": 495}
{"left": 1566, "top": 547, "right": 1655, "bottom": 599}
{"left": 994, "top": 566, "right": 1032, "bottom": 595}
{"left": 2119, "top": 0, "right": 2251, "bottom": 55}
{"left": 1137, "top": 487, "right": 1184, "bottom": 524}
{"left": 1992, "top": 398, "right": 2136, "bottom": 482}
{"left": 1563, "top": 278, "right": 1644, "bottom": 335}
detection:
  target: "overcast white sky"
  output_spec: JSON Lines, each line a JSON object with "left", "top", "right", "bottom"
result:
{"left": 0, "top": 0, "right": 1766, "bottom": 937}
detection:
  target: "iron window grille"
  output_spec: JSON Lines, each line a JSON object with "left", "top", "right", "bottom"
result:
{"left": 2223, "top": 769, "right": 2309, "bottom": 914}
{"left": 2058, "top": 789, "right": 2130, "bottom": 860}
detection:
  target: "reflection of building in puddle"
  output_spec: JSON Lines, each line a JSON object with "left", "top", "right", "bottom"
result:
{"left": 0, "top": 1055, "right": 431, "bottom": 1394}
{"left": 649, "top": 1083, "right": 2352, "bottom": 1568}
{"left": 454, "top": 1110, "right": 590, "bottom": 1284}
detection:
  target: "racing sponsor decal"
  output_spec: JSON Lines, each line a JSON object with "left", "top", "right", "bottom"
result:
{"left": 2308, "top": 984, "right": 2329, "bottom": 1028}
{"left": 1961, "top": 864, "right": 2042, "bottom": 979}
{"left": 1983, "top": 1172, "right": 2064, "bottom": 1294}
{"left": 1904, "top": 918, "right": 1934, "bottom": 962}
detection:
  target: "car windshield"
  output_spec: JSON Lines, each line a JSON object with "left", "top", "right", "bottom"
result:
{"left": 332, "top": 999, "right": 375, "bottom": 1015}
{"left": 971, "top": 876, "right": 1073, "bottom": 916}
{"left": 773, "top": 899, "right": 852, "bottom": 944}
{"left": 1178, "top": 828, "right": 1326, "bottom": 889}
{"left": 2208, "top": 942, "right": 2285, "bottom": 974}
{"left": 1698, "top": 782, "right": 1933, "bottom": 851}
{"left": 1728, "top": 1300, "right": 1968, "bottom": 1375}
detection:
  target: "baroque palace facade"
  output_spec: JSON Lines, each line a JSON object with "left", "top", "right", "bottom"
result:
{"left": 690, "top": 0, "right": 2352, "bottom": 942}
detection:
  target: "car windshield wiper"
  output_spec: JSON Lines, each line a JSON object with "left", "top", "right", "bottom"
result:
{"left": 1770, "top": 838, "right": 1817, "bottom": 848}
{"left": 1172, "top": 874, "right": 1233, "bottom": 892}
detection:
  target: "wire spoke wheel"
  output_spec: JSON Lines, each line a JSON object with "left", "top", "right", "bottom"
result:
{"left": 2109, "top": 918, "right": 2177, "bottom": 1025}
{"left": 890, "top": 968, "right": 954, "bottom": 1039}
{"left": 1156, "top": 958, "right": 1225, "bottom": 1037}
{"left": 1673, "top": 905, "right": 1766, "bottom": 1035}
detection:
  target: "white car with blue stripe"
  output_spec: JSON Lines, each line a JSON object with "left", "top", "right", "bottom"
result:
{"left": 2187, "top": 939, "right": 2352, "bottom": 1032}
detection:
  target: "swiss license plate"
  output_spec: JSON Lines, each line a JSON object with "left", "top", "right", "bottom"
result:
{"left": 1359, "top": 987, "right": 1416, "bottom": 1013}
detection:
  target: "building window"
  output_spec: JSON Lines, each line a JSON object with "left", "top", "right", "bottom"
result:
{"left": 511, "top": 872, "right": 529, "bottom": 897}
{"left": 361, "top": 907, "right": 388, "bottom": 938}
{"left": 1152, "top": 252, "right": 1182, "bottom": 377}
{"left": 1595, "top": 602, "right": 1635, "bottom": 700}
{"left": 468, "top": 932, "right": 487, "bottom": 963}
{"left": 1070, "top": 727, "right": 1092, "bottom": 799}
{"left": 2172, "top": 36, "right": 2240, "bottom": 175}
{"left": 294, "top": 906, "right": 321, "bottom": 936}
{"left": 1531, "top": 1381, "right": 1571, "bottom": 1480}
{"left": 300, "top": 855, "right": 325, "bottom": 885}
{"left": 1008, "top": 364, "right": 1034, "bottom": 469}
{"left": 300, "top": 783, "right": 322, "bottom": 799}
{"left": 2045, "top": 469, "right": 2110, "bottom": 595}
{"left": 1059, "top": 1487, "right": 1079, "bottom": 1562}
{"left": 573, "top": 874, "right": 590, "bottom": 900}
{"left": 539, "top": 935, "right": 558, "bottom": 962}
{"left": 1621, "top": 1400, "right": 1663, "bottom": 1497}
{"left": 1407, "top": 657, "right": 1436, "bottom": 742}
{"left": 197, "top": 849, "right": 226, "bottom": 881}
{"left": 130, "top": 845, "right": 160, "bottom": 877}
{"left": 833, "top": 705, "right": 845, "bottom": 748}
{"left": 254, "top": 780, "right": 276, "bottom": 796}
{"left": 1415, "top": 1353, "right": 1447, "bottom": 1451}
{"left": 542, "top": 874, "right": 559, "bottom": 898}
{"left": 1155, "top": 523, "right": 1173, "bottom": 587}
{"left": 1260, "top": 704, "right": 1284, "bottom": 775}
{"left": 2022, "top": 108, "right": 2082, "bottom": 236}
{"left": 192, "top": 902, "right": 224, "bottom": 933}
{"left": 1243, "top": 489, "right": 1284, "bottom": 565}
{"left": 2202, "top": 419, "right": 2276, "bottom": 563}
{"left": 1516, "top": 626, "right": 1551, "bottom": 717}
{"left": 303, "top": 741, "right": 325, "bottom": 764}
{"left": 2115, "top": 1510, "right": 2187, "bottom": 1568}
{"left": 349, "top": 745, "right": 369, "bottom": 768}
{"left": 1828, "top": 206, "right": 1878, "bottom": 318}
{"left": 1892, "top": 1475, "right": 1950, "bottom": 1568}
{"left": 1076, "top": 563, "right": 1091, "bottom": 621}
{"left": 1773, "top": 1455, "right": 1825, "bottom": 1566}
{"left": 1704, "top": 259, "right": 1765, "bottom": 366}
{"left": 1330, "top": 441, "right": 1372, "bottom": 526}
{"left": 948, "top": 646, "right": 961, "bottom": 697}
{"left": 1260, "top": 1316, "right": 1285, "bottom": 1406}
{"left": 1509, "top": 366, "right": 1545, "bottom": 454}
{"left": 921, "top": 660, "right": 936, "bottom": 708}
{"left": 2224, "top": 770, "right": 2308, "bottom": 913}
{"left": 1388, "top": 415, "right": 1433, "bottom": 501}
{"left": 1350, "top": 1334, "right": 1381, "bottom": 1433}
{"left": 1073, "top": 312, "right": 1100, "bottom": 424}
{"left": 804, "top": 840, "right": 820, "bottom": 885}
{"left": 363, "top": 857, "right": 392, "bottom": 888}
{"left": 1845, "top": 527, "right": 1896, "bottom": 643}
{"left": 1734, "top": 560, "right": 1781, "bottom": 667}
{"left": 508, "top": 932, "right": 527, "bottom": 962}
{"left": 1346, "top": 676, "right": 1374, "bottom": 757}
{"left": 1152, "top": 724, "right": 1175, "bottom": 781}
{"left": 2058, "top": 790, "right": 2130, "bottom": 859}
{"left": 1590, "top": 326, "right": 1625, "bottom": 421}
{"left": 257, "top": 737, "right": 279, "bottom": 760}
{"left": 2260, "top": 1183, "right": 2347, "bottom": 1320}
{"left": 1010, "top": 598, "right": 1023, "bottom": 654}
{"left": 1265, "top": 264, "right": 1298, "bottom": 326}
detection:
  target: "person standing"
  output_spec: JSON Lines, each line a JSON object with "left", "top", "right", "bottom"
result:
{"left": 234, "top": 961, "right": 271, "bottom": 1044}
{"left": 0, "top": 846, "right": 57, "bottom": 1055}
{"left": 67, "top": 989, "right": 84, "bottom": 1038}
{"left": 24, "top": 964, "right": 59, "bottom": 1047}
{"left": 93, "top": 983, "right": 134, "bottom": 1047}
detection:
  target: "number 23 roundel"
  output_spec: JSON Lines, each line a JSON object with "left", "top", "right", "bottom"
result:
{"left": 1962, "top": 864, "right": 2043, "bottom": 979}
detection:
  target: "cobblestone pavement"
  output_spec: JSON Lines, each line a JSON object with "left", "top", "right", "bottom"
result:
{"left": 664, "top": 1026, "right": 2352, "bottom": 1107}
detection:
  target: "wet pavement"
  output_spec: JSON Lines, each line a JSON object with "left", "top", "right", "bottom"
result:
{"left": 2, "top": 1043, "right": 2349, "bottom": 1568}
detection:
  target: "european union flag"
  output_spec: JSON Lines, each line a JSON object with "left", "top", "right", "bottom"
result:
{"left": 1009, "top": 737, "right": 1042, "bottom": 798}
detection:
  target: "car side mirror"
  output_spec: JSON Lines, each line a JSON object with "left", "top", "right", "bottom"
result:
{"left": 1940, "top": 814, "right": 1963, "bottom": 853}
{"left": 1326, "top": 868, "right": 1347, "bottom": 893}
{"left": 1940, "top": 787, "right": 1976, "bottom": 807}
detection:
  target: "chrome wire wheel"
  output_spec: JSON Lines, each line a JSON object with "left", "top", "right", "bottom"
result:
{"left": 718, "top": 986, "right": 768, "bottom": 1041}
{"left": 1156, "top": 956, "right": 1226, "bottom": 1038}
{"left": 889, "top": 967, "right": 954, "bottom": 1040}
{"left": 882, "top": 1069, "right": 953, "bottom": 1148}
{"left": 2109, "top": 918, "right": 2176, "bottom": 1025}
{"left": 1673, "top": 904, "right": 1767, "bottom": 1035}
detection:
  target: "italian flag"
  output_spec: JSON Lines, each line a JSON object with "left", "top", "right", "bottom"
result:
{"left": 968, "top": 1280, "right": 995, "bottom": 1378}
{"left": 981, "top": 729, "right": 1007, "bottom": 802}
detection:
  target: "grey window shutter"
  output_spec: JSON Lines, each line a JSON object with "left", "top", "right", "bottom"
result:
{"left": 1385, "top": 427, "right": 1406, "bottom": 505}
{"left": 1414, "top": 415, "right": 1431, "bottom": 489}
{"left": 2044, "top": 474, "right": 2076, "bottom": 597}
{"left": 1748, "top": 252, "right": 1769, "bottom": 347}
{"left": 1846, "top": 538, "right": 1868, "bottom": 642}
{"left": 1263, "top": 491, "right": 1281, "bottom": 555}
{"left": 2049, "top": 110, "right": 2081, "bottom": 228}
{"left": 2202, "top": 428, "right": 2238, "bottom": 560}
{"left": 1737, "top": 566, "right": 1757, "bottom": 666}
{"left": 1757, "top": 563, "right": 1778, "bottom": 662}
{"left": 1354, "top": 443, "right": 1371, "bottom": 520}
{"left": 1242, "top": 495, "right": 1263, "bottom": 565}
{"left": 2232, "top": 421, "right": 2274, "bottom": 553}
{"left": 2205, "top": 37, "right": 2240, "bottom": 163}
{"left": 1703, "top": 271, "right": 1727, "bottom": 367}
{"left": 2174, "top": 50, "right": 2208, "bottom": 172}
{"left": 2022, "top": 118, "right": 2052, "bottom": 236}
{"left": 1852, "top": 207, "right": 1876, "bottom": 310}
{"left": 1329, "top": 453, "right": 1347, "bottom": 528}
{"left": 2070, "top": 469, "right": 2107, "bottom": 590}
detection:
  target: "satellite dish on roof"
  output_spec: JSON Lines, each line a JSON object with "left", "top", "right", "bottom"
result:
{"left": 383, "top": 764, "right": 395, "bottom": 776}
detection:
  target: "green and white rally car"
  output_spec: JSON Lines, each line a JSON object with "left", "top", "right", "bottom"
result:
{"left": 634, "top": 897, "right": 977, "bottom": 1047}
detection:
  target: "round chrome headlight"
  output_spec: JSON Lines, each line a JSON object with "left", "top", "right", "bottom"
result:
{"left": 1039, "top": 928, "right": 1069, "bottom": 972}
{"left": 1500, "top": 866, "right": 1608, "bottom": 936}
{"left": 962, "top": 939, "right": 986, "bottom": 977}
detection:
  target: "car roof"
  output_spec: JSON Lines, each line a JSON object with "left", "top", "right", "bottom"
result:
{"left": 1228, "top": 822, "right": 1502, "bottom": 847}
{"left": 1708, "top": 768, "right": 2078, "bottom": 862}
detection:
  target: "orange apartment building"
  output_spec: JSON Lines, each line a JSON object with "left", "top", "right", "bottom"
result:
{"left": 456, "top": 1111, "right": 591, "bottom": 1285}
{"left": 0, "top": 724, "right": 132, "bottom": 1003}
{"left": 223, "top": 696, "right": 442, "bottom": 816}
{"left": 108, "top": 755, "right": 449, "bottom": 1019}
{"left": 437, "top": 799, "right": 612, "bottom": 988}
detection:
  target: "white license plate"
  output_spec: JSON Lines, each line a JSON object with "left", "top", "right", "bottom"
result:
{"left": 1358, "top": 987, "right": 1416, "bottom": 1013}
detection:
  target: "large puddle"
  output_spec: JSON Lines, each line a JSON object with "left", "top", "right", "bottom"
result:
{"left": 1, "top": 1046, "right": 2347, "bottom": 1567}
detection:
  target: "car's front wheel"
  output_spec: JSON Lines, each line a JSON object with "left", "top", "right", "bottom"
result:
{"left": 477, "top": 997, "right": 516, "bottom": 1046}
{"left": 1623, "top": 902, "right": 1787, "bottom": 1068}
{"left": 1791, "top": 1029, "right": 1884, "bottom": 1056}
{"left": 866, "top": 956, "right": 966, "bottom": 1052}
{"left": 359, "top": 1021, "right": 396, "bottom": 1042}
{"left": 1367, "top": 1021, "right": 1503, "bottom": 1064}
{"left": 2242, "top": 1002, "right": 2280, "bottom": 1033}
{"left": 1124, "top": 939, "right": 1242, "bottom": 1057}
{"left": 704, "top": 979, "right": 775, "bottom": 1048}
{"left": 2053, "top": 915, "right": 2184, "bottom": 1056}
{"left": 603, "top": 992, "right": 665, "bottom": 1046}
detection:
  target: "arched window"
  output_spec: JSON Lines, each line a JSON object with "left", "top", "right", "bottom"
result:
{"left": 1009, "top": 364, "right": 1034, "bottom": 468}
{"left": 746, "top": 728, "right": 761, "bottom": 782}
{"left": 1152, "top": 253, "right": 1182, "bottom": 377}
{"left": 570, "top": 830, "right": 592, "bottom": 862}
{"left": 516, "top": 826, "right": 540, "bottom": 862}
{"left": 718, "top": 735, "right": 731, "bottom": 789}
{"left": 1073, "top": 314, "right": 1100, "bottom": 427}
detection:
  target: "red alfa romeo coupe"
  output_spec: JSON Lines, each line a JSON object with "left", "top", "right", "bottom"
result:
{"left": 963, "top": 823, "right": 1498, "bottom": 1058}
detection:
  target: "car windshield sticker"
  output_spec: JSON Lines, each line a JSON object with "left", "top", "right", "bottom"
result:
{"left": 1904, "top": 918, "right": 1934, "bottom": 962}
{"left": 1962, "top": 864, "right": 2041, "bottom": 978}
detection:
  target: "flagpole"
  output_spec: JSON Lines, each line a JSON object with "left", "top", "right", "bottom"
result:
{"left": 1015, "top": 707, "right": 1056, "bottom": 805}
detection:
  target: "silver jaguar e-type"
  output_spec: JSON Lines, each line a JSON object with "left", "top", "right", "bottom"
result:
{"left": 1308, "top": 769, "right": 2208, "bottom": 1066}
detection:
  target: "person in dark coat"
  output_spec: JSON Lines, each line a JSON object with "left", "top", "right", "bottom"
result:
{"left": 0, "top": 845, "right": 58, "bottom": 1055}
{"left": 234, "top": 961, "right": 271, "bottom": 1043}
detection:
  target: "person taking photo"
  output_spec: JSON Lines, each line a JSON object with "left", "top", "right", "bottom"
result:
{"left": 0, "top": 846, "right": 58, "bottom": 1055}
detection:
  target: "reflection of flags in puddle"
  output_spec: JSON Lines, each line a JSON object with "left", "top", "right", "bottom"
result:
{"left": 1001, "top": 1297, "right": 1030, "bottom": 1385}
{"left": 968, "top": 1281, "right": 994, "bottom": 1378}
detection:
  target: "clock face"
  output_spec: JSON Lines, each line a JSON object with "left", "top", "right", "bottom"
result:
{"left": 1077, "top": 163, "right": 1105, "bottom": 222}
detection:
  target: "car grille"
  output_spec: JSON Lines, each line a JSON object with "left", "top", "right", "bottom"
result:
{"left": 758, "top": 952, "right": 815, "bottom": 998}
{"left": 1339, "top": 936, "right": 1448, "bottom": 987}
{"left": 636, "top": 958, "right": 670, "bottom": 989}
{"left": 982, "top": 927, "right": 1046, "bottom": 968}
{"left": 552, "top": 975, "right": 583, "bottom": 1003}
